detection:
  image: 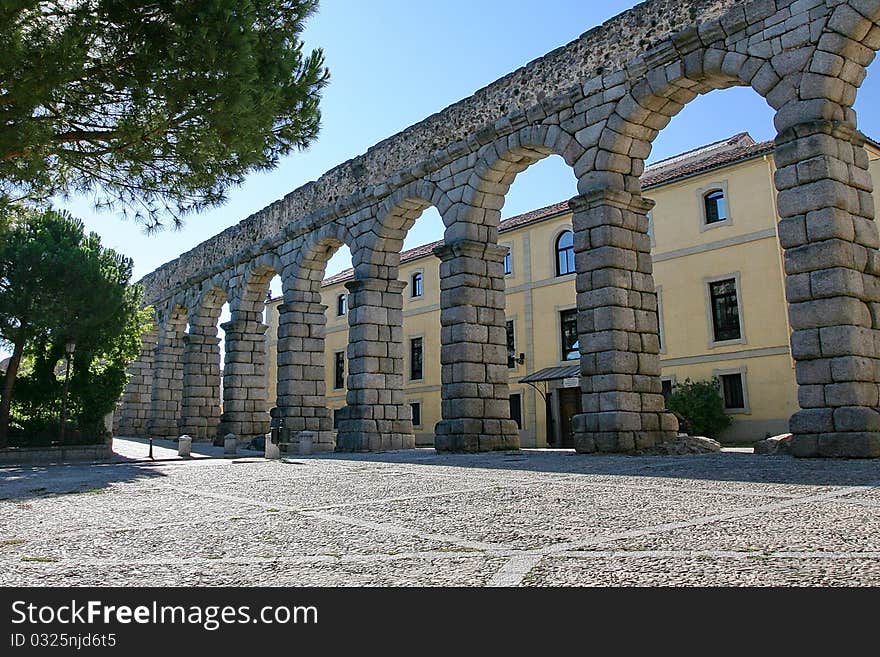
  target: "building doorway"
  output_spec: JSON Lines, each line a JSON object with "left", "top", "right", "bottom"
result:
{"left": 557, "top": 387, "right": 580, "bottom": 448}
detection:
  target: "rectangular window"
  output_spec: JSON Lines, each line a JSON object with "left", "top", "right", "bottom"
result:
{"left": 410, "top": 402, "right": 421, "bottom": 427}
{"left": 720, "top": 373, "right": 745, "bottom": 411}
{"left": 509, "top": 393, "right": 522, "bottom": 429}
{"left": 661, "top": 379, "right": 673, "bottom": 402}
{"left": 709, "top": 278, "right": 741, "bottom": 342}
{"left": 411, "top": 272, "right": 423, "bottom": 298}
{"left": 560, "top": 309, "right": 579, "bottom": 361}
{"left": 503, "top": 247, "right": 512, "bottom": 275}
{"left": 334, "top": 351, "right": 345, "bottom": 390}
{"left": 506, "top": 320, "right": 516, "bottom": 369}
{"left": 410, "top": 337, "right": 423, "bottom": 380}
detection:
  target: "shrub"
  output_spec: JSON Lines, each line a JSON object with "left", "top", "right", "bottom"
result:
{"left": 665, "top": 378, "right": 731, "bottom": 440}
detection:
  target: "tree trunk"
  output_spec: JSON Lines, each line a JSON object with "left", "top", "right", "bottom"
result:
{"left": 0, "top": 339, "right": 25, "bottom": 448}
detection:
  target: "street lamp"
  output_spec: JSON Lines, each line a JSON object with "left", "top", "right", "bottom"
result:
{"left": 59, "top": 340, "right": 75, "bottom": 445}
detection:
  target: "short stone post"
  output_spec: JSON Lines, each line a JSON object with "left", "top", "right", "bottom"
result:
{"left": 433, "top": 239, "right": 520, "bottom": 452}
{"left": 299, "top": 430, "right": 314, "bottom": 455}
{"left": 223, "top": 432, "right": 238, "bottom": 455}
{"left": 569, "top": 190, "right": 678, "bottom": 453}
{"left": 178, "top": 434, "right": 192, "bottom": 457}
{"left": 336, "top": 278, "right": 415, "bottom": 452}
{"left": 264, "top": 433, "right": 280, "bottom": 459}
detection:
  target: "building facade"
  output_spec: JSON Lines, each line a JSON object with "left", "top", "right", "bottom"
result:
{"left": 265, "top": 133, "right": 880, "bottom": 447}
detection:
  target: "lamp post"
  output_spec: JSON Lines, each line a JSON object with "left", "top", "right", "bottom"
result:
{"left": 59, "top": 340, "right": 75, "bottom": 445}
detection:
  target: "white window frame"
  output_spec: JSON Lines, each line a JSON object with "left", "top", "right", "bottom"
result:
{"left": 713, "top": 366, "right": 750, "bottom": 415}
{"left": 655, "top": 285, "right": 666, "bottom": 355}
{"left": 551, "top": 226, "right": 576, "bottom": 278}
{"left": 556, "top": 304, "right": 579, "bottom": 364}
{"left": 409, "top": 268, "right": 425, "bottom": 298}
{"left": 501, "top": 242, "right": 514, "bottom": 277}
{"left": 408, "top": 334, "right": 425, "bottom": 382}
{"left": 704, "top": 272, "right": 747, "bottom": 349}
{"left": 333, "top": 350, "right": 346, "bottom": 390}
{"left": 660, "top": 374, "right": 676, "bottom": 402}
{"left": 697, "top": 181, "right": 733, "bottom": 232}
{"left": 408, "top": 399, "right": 423, "bottom": 428}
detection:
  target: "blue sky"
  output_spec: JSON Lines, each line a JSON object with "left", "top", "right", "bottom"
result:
{"left": 61, "top": 0, "right": 880, "bottom": 290}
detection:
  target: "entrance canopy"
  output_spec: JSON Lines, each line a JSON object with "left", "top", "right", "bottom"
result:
{"left": 519, "top": 365, "right": 579, "bottom": 384}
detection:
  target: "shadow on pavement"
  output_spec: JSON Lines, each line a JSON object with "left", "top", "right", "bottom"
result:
{"left": 290, "top": 448, "right": 880, "bottom": 487}
{"left": 0, "top": 460, "right": 168, "bottom": 501}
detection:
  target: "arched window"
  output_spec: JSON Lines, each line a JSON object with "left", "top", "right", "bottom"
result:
{"left": 411, "top": 271, "right": 423, "bottom": 298}
{"left": 336, "top": 293, "right": 347, "bottom": 316}
{"left": 703, "top": 190, "right": 727, "bottom": 225}
{"left": 555, "top": 230, "right": 575, "bottom": 277}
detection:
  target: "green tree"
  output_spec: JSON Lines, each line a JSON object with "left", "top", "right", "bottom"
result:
{"left": 0, "top": 208, "right": 149, "bottom": 446}
{"left": 0, "top": 0, "right": 328, "bottom": 229}
{"left": 665, "top": 378, "right": 732, "bottom": 440}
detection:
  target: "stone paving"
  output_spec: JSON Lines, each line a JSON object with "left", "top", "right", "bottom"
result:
{"left": 1, "top": 438, "right": 879, "bottom": 586}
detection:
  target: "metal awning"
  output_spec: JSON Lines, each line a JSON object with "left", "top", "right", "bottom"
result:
{"left": 519, "top": 365, "right": 579, "bottom": 384}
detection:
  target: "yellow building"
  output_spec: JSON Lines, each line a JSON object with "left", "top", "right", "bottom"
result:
{"left": 265, "top": 133, "right": 880, "bottom": 447}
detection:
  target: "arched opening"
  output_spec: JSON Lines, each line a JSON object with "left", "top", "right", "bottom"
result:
{"left": 576, "top": 32, "right": 880, "bottom": 457}
{"left": 390, "top": 204, "right": 444, "bottom": 447}
{"left": 270, "top": 231, "right": 353, "bottom": 453}
{"left": 179, "top": 288, "right": 226, "bottom": 441}
{"left": 486, "top": 152, "right": 579, "bottom": 450}
{"left": 218, "top": 262, "right": 279, "bottom": 444}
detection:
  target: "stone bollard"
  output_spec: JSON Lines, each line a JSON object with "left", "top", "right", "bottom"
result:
{"left": 178, "top": 434, "right": 192, "bottom": 458}
{"left": 299, "top": 431, "right": 314, "bottom": 455}
{"left": 224, "top": 433, "right": 237, "bottom": 455}
{"left": 264, "top": 432, "right": 280, "bottom": 459}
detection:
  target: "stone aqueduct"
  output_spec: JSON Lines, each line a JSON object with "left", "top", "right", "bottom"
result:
{"left": 115, "top": 0, "right": 880, "bottom": 457}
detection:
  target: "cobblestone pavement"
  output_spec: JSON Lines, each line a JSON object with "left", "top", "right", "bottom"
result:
{"left": 1, "top": 439, "right": 879, "bottom": 586}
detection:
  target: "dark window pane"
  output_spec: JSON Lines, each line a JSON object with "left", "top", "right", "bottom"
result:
{"left": 337, "top": 293, "right": 347, "bottom": 316}
{"left": 560, "top": 309, "right": 579, "bottom": 361}
{"left": 506, "top": 320, "right": 516, "bottom": 368}
{"left": 556, "top": 230, "right": 575, "bottom": 276}
{"left": 410, "top": 337, "right": 423, "bottom": 380}
{"left": 661, "top": 379, "right": 673, "bottom": 401}
{"left": 410, "top": 402, "right": 421, "bottom": 427}
{"left": 709, "top": 279, "right": 741, "bottom": 342}
{"left": 411, "top": 272, "right": 423, "bottom": 297}
{"left": 704, "top": 190, "right": 727, "bottom": 224}
{"left": 333, "top": 408, "right": 344, "bottom": 429}
{"left": 504, "top": 248, "right": 512, "bottom": 275}
{"left": 509, "top": 394, "right": 522, "bottom": 429}
{"left": 334, "top": 351, "right": 345, "bottom": 390}
{"left": 721, "top": 373, "right": 745, "bottom": 410}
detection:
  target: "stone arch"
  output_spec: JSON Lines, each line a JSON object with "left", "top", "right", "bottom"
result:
{"left": 284, "top": 223, "right": 357, "bottom": 295}
{"left": 443, "top": 126, "right": 582, "bottom": 241}
{"left": 364, "top": 179, "right": 452, "bottom": 273}
{"left": 589, "top": 48, "right": 782, "bottom": 196}
{"left": 234, "top": 252, "right": 283, "bottom": 317}
{"left": 178, "top": 284, "right": 229, "bottom": 440}
{"left": 189, "top": 284, "right": 229, "bottom": 333}
{"left": 569, "top": 15, "right": 880, "bottom": 457}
